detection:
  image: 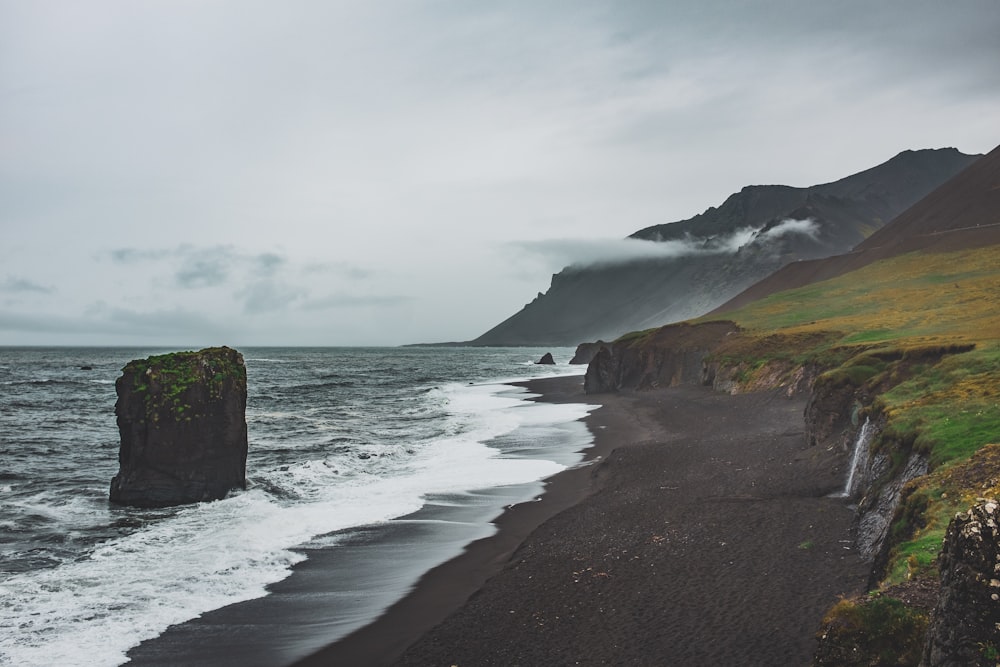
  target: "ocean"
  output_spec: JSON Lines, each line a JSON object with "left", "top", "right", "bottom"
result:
{"left": 0, "top": 346, "right": 596, "bottom": 666}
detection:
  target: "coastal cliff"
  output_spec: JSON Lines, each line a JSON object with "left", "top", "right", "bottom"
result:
{"left": 583, "top": 320, "right": 997, "bottom": 664}
{"left": 583, "top": 322, "right": 937, "bottom": 555}
{"left": 583, "top": 321, "right": 739, "bottom": 393}
{"left": 110, "top": 347, "right": 248, "bottom": 508}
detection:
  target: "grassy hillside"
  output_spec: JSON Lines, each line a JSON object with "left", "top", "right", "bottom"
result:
{"left": 695, "top": 244, "right": 1000, "bottom": 587}
{"left": 689, "top": 244, "right": 999, "bottom": 663}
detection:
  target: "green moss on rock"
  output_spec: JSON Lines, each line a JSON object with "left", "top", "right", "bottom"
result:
{"left": 111, "top": 346, "right": 248, "bottom": 507}
{"left": 814, "top": 594, "right": 929, "bottom": 666}
{"left": 120, "top": 347, "right": 246, "bottom": 419}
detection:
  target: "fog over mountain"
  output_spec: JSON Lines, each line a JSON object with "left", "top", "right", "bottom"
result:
{"left": 469, "top": 147, "right": 979, "bottom": 346}
{"left": 713, "top": 142, "right": 1000, "bottom": 314}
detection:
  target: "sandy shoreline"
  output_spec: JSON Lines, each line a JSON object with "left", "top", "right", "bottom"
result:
{"left": 291, "top": 375, "right": 616, "bottom": 666}
{"left": 295, "top": 375, "right": 871, "bottom": 666}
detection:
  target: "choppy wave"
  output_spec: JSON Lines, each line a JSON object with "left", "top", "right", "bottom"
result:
{"left": 0, "top": 346, "right": 593, "bottom": 666}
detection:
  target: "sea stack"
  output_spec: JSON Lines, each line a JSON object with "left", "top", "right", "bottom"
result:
{"left": 535, "top": 352, "right": 556, "bottom": 365}
{"left": 109, "top": 347, "right": 248, "bottom": 508}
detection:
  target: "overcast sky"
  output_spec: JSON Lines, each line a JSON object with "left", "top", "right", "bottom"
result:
{"left": 2, "top": 1, "right": 998, "bottom": 347}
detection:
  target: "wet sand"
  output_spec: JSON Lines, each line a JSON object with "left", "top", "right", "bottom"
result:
{"left": 296, "top": 375, "right": 870, "bottom": 666}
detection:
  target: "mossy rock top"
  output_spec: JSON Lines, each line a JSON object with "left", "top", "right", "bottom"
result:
{"left": 111, "top": 346, "right": 249, "bottom": 506}
{"left": 120, "top": 347, "right": 246, "bottom": 413}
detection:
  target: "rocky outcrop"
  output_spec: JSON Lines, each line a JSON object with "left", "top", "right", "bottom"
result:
{"left": 535, "top": 352, "right": 555, "bottom": 365}
{"left": 583, "top": 321, "right": 739, "bottom": 393}
{"left": 569, "top": 341, "right": 607, "bottom": 365}
{"left": 860, "top": 451, "right": 930, "bottom": 565}
{"left": 583, "top": 345, "right": 618, "bottom": 394}
{"left": 110, "top": 347, "right": 248, "bottom": 508}
{"left": 921, "top": 500, "right": 1000, "bottom": 666}
{"left": 804, "top": 373, "right": 869, "bottom": 450}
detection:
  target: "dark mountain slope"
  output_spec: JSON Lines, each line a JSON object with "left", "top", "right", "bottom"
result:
{"left": 471, "top": 148, "right": 979, "bottom": 346}
{"left": 713, "top": 142, "right": 1000, "bottom": 315}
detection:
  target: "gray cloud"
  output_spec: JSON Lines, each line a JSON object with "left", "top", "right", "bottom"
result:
{"left": 254, "top": 253, "right": 285, "bottom": 276}
{"left": 301, "top": 294, "right": 413, "bottom": 311}
{"left": 1, "top": 1, "right": 998, "bottom": 345}
{"left": 1, "top": 276, "right": 55, "bottom": 294}
{"left": 760, "top": 218, "right": 820, "bottom": 242}
{"left": 104, "top": 243, "right": 395, "bottom": 316}
{"left": 0, "top": 305, "right": 230, "bottom": 343}
{"left": 236, "top": 280, "right": 307, "bottom": 314}
{"left": 303, "top": 262, "right": 373, "bottom": 281}
{"left": 98, "top": 305, "right": 232, "bottom": 338}
{"left": 0, "top": 311, "right": 90, "bottom": 335}
{"left": 109, "top": 245, "right": 287, "bottom": 289}
{"left": 513, "top": 218, "right": 820, "bottom": 270}
{"left": 176, "top": 256, "right": 231, "bottom": 288}
{"left": 109, "top": 248, "right": 177, "bottom": 263}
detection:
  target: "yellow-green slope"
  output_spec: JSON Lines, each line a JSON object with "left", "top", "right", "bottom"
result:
{"left": 699, "top": 244, "right": 1000, "bottom": 586}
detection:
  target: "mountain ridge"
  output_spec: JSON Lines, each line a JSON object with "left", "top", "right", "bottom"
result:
{"left": 711, "top": 142, "right": 1000, "bottom": 314}
{"left": 466, "top": 147, "right": 979, "bottom": 347}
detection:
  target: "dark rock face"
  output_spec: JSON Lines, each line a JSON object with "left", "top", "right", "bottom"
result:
{"left": 584, "top": 321, "right": 739, "bottom": 393}
{"left": 110, "top": 347, "right": 248, "bottom": 508}
{"left": 804, "top": 374, "right": 864, "bottom": 450}
{"left": 921, "top": 500, "right": 1000, "bottom": 666}
{"left": 583, "top": 345, "right": 618, "bottom": 393}
{"left": 569, "top": 341, "right": 606, "bottom": 365}
{"left": 535, "top": 352, "right": 555, "bottom": 365}
{"left": 859, "top": 451, "right": 930, "bottom": 569}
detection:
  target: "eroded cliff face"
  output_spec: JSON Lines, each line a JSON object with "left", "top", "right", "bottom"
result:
{"left": 583, "top": 321, "right": 739, "bottom": 393}
{"left": 801, "top": 374, "right": 931, "bottom": 566}
{"left": 582, "top": 326, "right": 939, "bottom": 577}
{"left": 110, "top": 347, "right": 248, "bottom": 508}
{"left": 569, "top": 341, "right": 607, "bottom": 365}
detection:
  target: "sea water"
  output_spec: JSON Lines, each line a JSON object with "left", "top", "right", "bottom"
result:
{"left": 0, "top": 347, "right": 595, "bottom": 666}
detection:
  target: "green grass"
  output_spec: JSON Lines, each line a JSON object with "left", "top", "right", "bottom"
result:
{"left": 695, "top": 247, "right": 1000, "bottom": 472}
{"left": 613, "top": 327, "right": 658, "bottom": 346}
{"left": 602, "top": 243, "right": 1000, "bottom": 661}
{"left": 875, "top": 346, "right": 1000, "bottom": 465}
{"left": 880, "top": 444, "right": 1000, "bottom": 586}
{"left": 817, "top": 595, "right": 929, "bottom": 666}
{"left": 123, "top": 347, "right": 246, "bottom": 418}
{"left": 636, "top": 244, "right": 1000, "bottom": 664}
{"left": 687, "top": 245, "right": 1000, "bottom": 595}
{"left": 841, "top": 329, "right": 898, "bottom": 344}
{"left": 705, "top": 246, "right": 1000, "bottom": 348}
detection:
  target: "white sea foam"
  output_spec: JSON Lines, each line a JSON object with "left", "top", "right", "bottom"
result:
{"left": 0, "top": 369, "right": 596, "bottom": 667}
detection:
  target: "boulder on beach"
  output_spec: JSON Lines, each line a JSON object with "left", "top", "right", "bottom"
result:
{"left": 109, "top": 346, "right": 248, "bottom": 508}
{"left": 535, "top": 352, "right": 556, "bottom": 365}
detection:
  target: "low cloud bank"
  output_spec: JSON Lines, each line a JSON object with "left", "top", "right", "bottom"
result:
{"left": 514, "top": 217, "right": 820, "bottom": 270}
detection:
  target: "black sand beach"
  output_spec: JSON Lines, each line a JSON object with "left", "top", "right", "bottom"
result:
{"left": 296, "top": 375, "right": 871, "bottom": 666}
